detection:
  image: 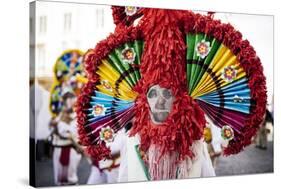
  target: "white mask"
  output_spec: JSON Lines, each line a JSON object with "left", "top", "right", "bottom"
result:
{"left": 146, "top": 85, "right": 174, "bottom": 124}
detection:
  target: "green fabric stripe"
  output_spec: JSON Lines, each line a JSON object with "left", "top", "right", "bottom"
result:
{"left": 114, "top": 47, "right": 137, "bottom": 86}
{"left": 56, "top": 60, "right": 69, "bottom": 71}
{"left": 204, "top": 39, "right": 220, "bottom": 64}
{"left": 103, "top": 40, "right": 144, "bottom": 88}
{"left": 75, "top": 61, "right": 82, "bottom": 71}
{"left": 188, "top": 33, "right": 204, "bottom": 91}
{"left": 123, "top": 44, "right": 138, "bottom": 85}
{"left": 134, "top": 145, "right": 150, "bottom": 180}
{"left": 186, "top": 33, "right": 196, "bottom": 89}
{"left": 189, "top": 34, "right": 210, "bottom": 91}
{"left": 108, "top": 52, "right": 134, "bottom": 87}
{"left": 186, "top": 32, "right": 223, "bottom": 95}
{"left": 124, "top": 43, "right": 140, "bottom": 84}
{"left": 133, "top": 40, "right": 143, "bottom": 80}
{"left": 190, "top": 38, "right": 221, "bottom": 93}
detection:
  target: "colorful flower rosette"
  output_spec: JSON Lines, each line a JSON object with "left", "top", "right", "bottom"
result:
{"left": 111, "top": 6, "right": 143, "bottom": 27}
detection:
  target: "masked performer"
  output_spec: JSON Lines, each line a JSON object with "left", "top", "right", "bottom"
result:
{"left": 87, "top": 129, "right": 124, "bottom": 184}
{"left": 49, "top": 50, "right": 85, "bottom": 185}
{"left": 76, "top": 7, "right": 267, "bottom": 182}
{"left": 51, "top": 92, "right": 83, "bottom": 185}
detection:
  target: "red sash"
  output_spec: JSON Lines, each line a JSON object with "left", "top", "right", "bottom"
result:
{"left": 59, "top": 146, "right": 71, "bottom": 166}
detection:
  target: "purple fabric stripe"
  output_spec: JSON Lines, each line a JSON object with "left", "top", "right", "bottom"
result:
{"left": 89, "top": 108, "right": 132, "bottom": 132}
{"left": 197, "top": 100, "right": 248, "bottom": 134}
{"left": 85, "top": 107, "right": 134, "bottom": 144}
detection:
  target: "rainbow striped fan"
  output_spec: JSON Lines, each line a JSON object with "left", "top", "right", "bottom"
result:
{"left": 53, "top": 49, "right": 84, "bottom": 82}
{"left": 49, "top": 49, "right": 86, "bottom": 117}
{"left": 49, "top": 84, "right": 63, "bottom": 116}
{"left": 186, "top": 33, "right": 252, "bottom": 142}
{"left": 82, "top": 41, "right": 144, "bottom": 144}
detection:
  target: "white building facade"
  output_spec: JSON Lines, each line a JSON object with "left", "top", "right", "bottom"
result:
{"left": 30, "top": 1, "right": 115, "bottom": 78}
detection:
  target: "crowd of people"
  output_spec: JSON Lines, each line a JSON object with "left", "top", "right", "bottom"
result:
{"left": 31, "top": 81, "right": 124, "bottom": 186}
{"left": 30, "top": 80, "right": 274, "bottom": 186}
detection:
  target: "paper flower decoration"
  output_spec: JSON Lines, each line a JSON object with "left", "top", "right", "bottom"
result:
{"left": 221, "top": 66, "right": 237, "bottom": 82}
{"left": 196, "top": 40, "right": 211, "bottom": 59}
{"left": 221, "top": 125, "right": 234, "bottom": 140}
{"left": 92, "top": 104, "right": 106, "bottom": 117}
{"left": 122, "top": 47, "right": 136, "bottom": 64}
{"left": 125, "top": 6, "right": 138, "bottom": 16}
{"left": 101, "top": 80, "right": 113, "bottom": 92}
{"left": 99, "top": 126, "right": 115, "bottom": 143}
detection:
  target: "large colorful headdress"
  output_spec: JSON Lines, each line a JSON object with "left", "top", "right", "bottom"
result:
{"left": 49, "top": 49, "right": 87, "bottom": 117}
{"left": 76, "top": 7, "right": 267, "bottom": 161}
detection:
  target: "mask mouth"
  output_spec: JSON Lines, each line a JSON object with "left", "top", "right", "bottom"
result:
{"left": 152, "top": 111, "right": 169, "bottom": 124}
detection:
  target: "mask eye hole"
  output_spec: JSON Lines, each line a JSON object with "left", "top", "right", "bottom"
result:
{"left": 162, "top": 89, "right": 172, "bottom": 99}
{"left": 147, "top": 89, "right": 157, "bottom": 98}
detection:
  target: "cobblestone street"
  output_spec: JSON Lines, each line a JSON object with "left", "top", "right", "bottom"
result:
{"left": 35, "top": 142, "right": 273, "bottom": 187}
{"left": 215, "top": 142, "right": 273, "bottom": 176}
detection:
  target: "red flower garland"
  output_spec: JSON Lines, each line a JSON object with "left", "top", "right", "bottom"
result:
{"left": 181, "top": 11, "right": 267, "bottom": 155}
{"left": 76, "top": 26, "right": 142, "bottom": 160}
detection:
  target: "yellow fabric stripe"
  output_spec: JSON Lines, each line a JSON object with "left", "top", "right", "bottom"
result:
{"left": 191, "top": 44, "right": 246, "bottom": 98}
{"left": 76, "top": 74, "right": 88, "bottom": 84}
{"left": 194, "top": 55, "right": 237, "bottom": 96}
{"left": 211, "top": 48, "right": 233, "bottom": 72}
{"left": 96, "top": 59, "right": 137, "bottom": 100}
{"left": 97, "top": 60, "right": 132, "bottom": 91}
{"left": 191, "top": 45, "right": 227, "bottom": 97}
{"left": 96, "top": 85, "right": 136, "bottom": 101}
{"left": 195, "top": 69, "right": 246, "bottom": 98}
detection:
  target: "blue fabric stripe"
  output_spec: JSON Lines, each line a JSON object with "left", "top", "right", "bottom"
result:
{"left": 198, "top": 77, "right": 251, "bottom": 114}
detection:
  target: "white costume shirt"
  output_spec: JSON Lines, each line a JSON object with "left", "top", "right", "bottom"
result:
{"left": 118, "top": 135, "right": 215, "bottom": 182}
{"left": 30, "top": 82, "right": 52, "bottom": 141}
{"left": 52, "top": 120, "right": 81, "bottom": 185}
{"left": 87, "top": 130, "right": 124, "bottom": 185}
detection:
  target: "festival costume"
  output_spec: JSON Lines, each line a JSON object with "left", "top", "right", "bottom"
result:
{"left": 49, "top": 49, "right": 123, "bottom": 184}
{"left": 49, "top": 49, "right": 85, "bottom": 117}
{"left": 52, "top": 120, "right": 82, "bottom": 185}
{"left": 76, "top": 7, "right": 267, "bottom": 181}
{"left": 87, "top": 130, "right": 123, "bottom": 184}
{"left": 118, "top": 135, "right": 215, "bottom": 181}
{"left": 49, "top": 50, "right": 86, "bottom": 185}
{"left": 204, "top": 116, "right": 227, "bottom": 167}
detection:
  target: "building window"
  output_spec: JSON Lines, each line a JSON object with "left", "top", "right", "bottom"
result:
{"left": 101, "top": 8, "right": 104, "bottom": 28}
{"left": 64, "top": 13, "right": 72, "bottom": 32}
{"left": 39, "top": 16, "right": 47, "bottom": 34}
{"left": 37, "top": 44, "right": 46, "bottom": 75}
{"left": 95, "top": 8, "right": 104, "bottom": 29}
